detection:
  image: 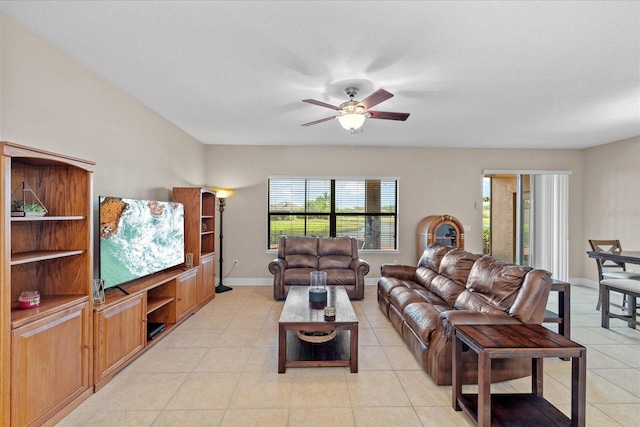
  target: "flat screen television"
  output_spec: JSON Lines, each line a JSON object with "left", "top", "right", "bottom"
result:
{"left": 99, "top": 196, "right": 185, "bottom": 290}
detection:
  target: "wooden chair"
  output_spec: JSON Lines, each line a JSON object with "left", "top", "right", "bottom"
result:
{"left": 588, "top": 239, "right": 640, "bottom": 310}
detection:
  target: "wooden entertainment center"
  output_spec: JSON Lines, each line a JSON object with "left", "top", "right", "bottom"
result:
{"left": 0, "top": 142, "right": 217, "bottom": 426}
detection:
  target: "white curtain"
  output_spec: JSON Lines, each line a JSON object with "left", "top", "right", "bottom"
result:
{"left": 531, "top": 174, "right": 569, "bottom": 282}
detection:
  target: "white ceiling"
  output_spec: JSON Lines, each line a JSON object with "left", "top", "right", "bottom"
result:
{"left": 1, "top": 1, "right": 639, "bottom": 149}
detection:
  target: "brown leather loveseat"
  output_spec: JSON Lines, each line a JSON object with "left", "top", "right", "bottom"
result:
{"left": 269, "top": 236, "right": 370, "bottom": 300}
{"left": 378, "top": 243, "right": 552, "bottom": 385}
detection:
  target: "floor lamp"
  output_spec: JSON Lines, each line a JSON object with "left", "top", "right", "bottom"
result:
{"left": 212, "top": 187, "right": 234, "bottom": 293}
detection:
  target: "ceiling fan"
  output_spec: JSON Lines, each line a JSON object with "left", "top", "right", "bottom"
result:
{"left": 301, "top": 87, "right": 410, "bottom": 134}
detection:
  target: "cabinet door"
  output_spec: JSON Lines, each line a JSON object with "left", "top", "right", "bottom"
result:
{"left": 11, "top": 302, "right": 91, "bottom": 427}
{"left": 177, "top": 269, "right": 198, "bottom": 319}
{"left": 199, "top": 255, "right": 216, "bottom": 304}
{"left": 94, "top": 294, "right": 145, "bottom": 384}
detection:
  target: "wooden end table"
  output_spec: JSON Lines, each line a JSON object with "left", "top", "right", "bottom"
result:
{"left": 452, "top": 324, "right": 586, "bottom": 427}
{"left": 278, "top": 285, "right": 358, "bottom": 373}
{"left": 544, "top": 280, "right": 571, "bottom": 361}
{"left": 544, "top": 280, "right": 571, "bottom": 339}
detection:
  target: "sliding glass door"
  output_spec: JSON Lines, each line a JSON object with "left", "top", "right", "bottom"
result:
{"left": 483, "top": 170, "right": 570, "bottom": 281}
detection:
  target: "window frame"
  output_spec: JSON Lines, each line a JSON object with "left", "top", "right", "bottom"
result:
{"left": 267, "top": 176, "right": 399, "bottom": 252}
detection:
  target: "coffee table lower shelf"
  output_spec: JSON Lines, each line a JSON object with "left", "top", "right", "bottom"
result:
{"left": 284, "top": 330, "right": 352, "bottom": 369}
{"left": 457, "top": 394, "right": 571, "bottom": 426}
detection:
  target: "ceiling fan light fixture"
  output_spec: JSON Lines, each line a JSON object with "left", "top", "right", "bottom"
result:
{"left": 301, "top": 87, "right": 408, "bottom": 132}
{"left": 338, "top": 113, "right": 366, "bottom": 133}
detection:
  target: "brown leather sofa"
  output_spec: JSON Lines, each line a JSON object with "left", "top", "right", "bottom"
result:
{"left": 378, "top": 243, "right": 552, "bottom": 385}
{"left": 269, "top": 236, "right": 370, "bottom": 300}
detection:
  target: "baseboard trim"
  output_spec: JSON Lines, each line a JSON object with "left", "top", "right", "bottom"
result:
{"left": 219, "top": 278, "right": 382, "bottom": 286}
{"left": 222, "top": 277, "right": 598, "bottom": 289}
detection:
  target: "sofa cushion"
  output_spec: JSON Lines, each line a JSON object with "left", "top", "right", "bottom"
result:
{"left": 414, "top": 267, "right": 440, "bottom": 291}
{"left": 319, "top": 255, "right": 352, "bottom": 270}
{"left": 318, "top": 237, "right": 353, "bottom": 256}
{"left": 418, "top": 242, "right": 454, "bottom": 271}
{"left": 324, "top": 268, "right": 356, "bottom": 285}
{"left": 390, "top": 287, "right": 428, "bottom": 312}
{"left": 458, "top": 256, "right": 531, "bottom": 312}
{"left": 453, "top": 290, "right": 507, "bottom": 315}
{"left": 285, "top": 254, "right": 318, "bottom": 269}
{"left": 429, "top": 275, "right": 466, "bottom": 307}
{"left": 285, "top": 236, "right": 318, "bottom": 256}
{"left": 378, "top": 276, "right": 409, "bottom": 299}
{"left": 284, "top": 267, "right": 316, "bottom": 285}
{"left": 413, "top": 289, "right": 452, "bottom": 313}
{"left": 438, "top": 250, "right": 481, "bottom": 285}
{"left": 403, "top": 302, "right": 440, "bottom": 344}
{"left": 508, "top": 269, "right": 552, "bottom": 323}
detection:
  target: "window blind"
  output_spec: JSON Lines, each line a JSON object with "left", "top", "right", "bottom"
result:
{"left": 268, "top": 178, "right": 398, "bottom": 250}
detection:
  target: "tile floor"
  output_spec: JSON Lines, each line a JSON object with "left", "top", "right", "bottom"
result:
{"left": 58, "top": 284, "right": 639, "bottom": 426}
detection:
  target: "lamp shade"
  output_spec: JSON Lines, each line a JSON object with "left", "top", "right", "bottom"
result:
{"left": 211, "top": 188, "right": 235, "bottom": 199}
{"left": 338, "top": 113, "right": 365, "bottom": 131}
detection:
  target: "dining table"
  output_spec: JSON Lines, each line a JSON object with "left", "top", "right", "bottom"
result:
{"left": 587, "top": 250, "right": 640, "bottom": 266}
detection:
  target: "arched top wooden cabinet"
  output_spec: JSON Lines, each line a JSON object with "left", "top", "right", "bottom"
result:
{"left": 417, "top": 214, "right": 465, "bottom": 258}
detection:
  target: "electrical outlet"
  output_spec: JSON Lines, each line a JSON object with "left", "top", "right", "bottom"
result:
{"left": 233, "top": 259, "right": 239, "bottom": 266}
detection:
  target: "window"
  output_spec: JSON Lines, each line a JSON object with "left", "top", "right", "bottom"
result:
{"left": 268, "top": 177, "right": 398, "bottom": 250}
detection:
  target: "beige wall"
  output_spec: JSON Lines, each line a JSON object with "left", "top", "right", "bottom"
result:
{"left": 204, "top": 145, "right": 585, "bottom": 282}
{"left": 582, "top": 136, "right": 640, "bottom": 283}
{"left": 0, "top": 13, "right": 205, "bottom": 201}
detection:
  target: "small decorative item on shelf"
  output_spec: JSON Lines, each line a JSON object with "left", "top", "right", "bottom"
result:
{"left": 11, "top": 182, "right": 48, "bottom": 217}
{"left": 92, "top": 279, "right": 105, "bottom": 305}
{"left": 18, "top": 290, "right": 40, "bottom": 309}
{"left": 185, "top": 253, "right": 194, "bottom": 269}
{"left": 309, "top": 271, "right": 327, "bottom": 309}
{"left": 201, "top": 221, "right": 207, "bottom": 232}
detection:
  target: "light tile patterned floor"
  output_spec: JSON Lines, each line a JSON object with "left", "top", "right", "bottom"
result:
{"left": 58, "top": 285, "right": 640, "bottom": 426}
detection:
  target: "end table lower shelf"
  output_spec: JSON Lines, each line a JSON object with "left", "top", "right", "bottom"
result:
{"left": 457, "top": 394, "right": 573, "bottom": 426}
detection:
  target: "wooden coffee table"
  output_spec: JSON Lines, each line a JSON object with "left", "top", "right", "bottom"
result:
{"left": 452, "top": 323, "right": 586, "bottom": 427}
{"left": 278, "top": 285, "right": 358, "bottom": 373}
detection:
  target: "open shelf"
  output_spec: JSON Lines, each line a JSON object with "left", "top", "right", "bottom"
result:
{"left": 11, "top": 250, "right": 85, "bottom": 265}
{"left": 146, "top": 296, "right": 174, "bottom": 314}
{"left": 11, "top": 215, "right": 86, "bottom": 222}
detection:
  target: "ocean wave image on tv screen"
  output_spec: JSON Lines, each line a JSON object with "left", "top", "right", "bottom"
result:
{"left": 100, "top": 197, "right": 185, "bottom": 288}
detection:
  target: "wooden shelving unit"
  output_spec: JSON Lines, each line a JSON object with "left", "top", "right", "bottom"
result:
{"left": 92, "top": 186, "right": 219, "bottom": 391}
{"left": 0, "top": 144, "right": 222, "bottom": 424}
{"left": 92, "top": 267, "right": 192, "bottom": 390}
{"left": 172, "top": 187, "right": 217, "bottom": 306}
{"left": 1, "top": 142, "right": 95, "bottom": 427}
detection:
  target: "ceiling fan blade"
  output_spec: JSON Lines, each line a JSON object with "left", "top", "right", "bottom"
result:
{"left": 360, "top": 89, "right": 394, "bottom": 110}
{"left": 368, "top": 111, "right": 410, "bottom": 121}
{"left": 301, "top": 116, "right": 337, "bottom": 127}
{"left": 302, "top": 99, "right": 341, "bottom": 110}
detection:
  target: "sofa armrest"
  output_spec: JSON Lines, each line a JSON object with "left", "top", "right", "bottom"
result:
{"left": 437, "top": 310, "right": 522, "bottom": 341}
{"left": 351, "top": 258, "right": 370, "bottom": 275}
{"left": 380, "top": 263, "right": 416, "bottom": 281}
{"left": 350, "top": 258, "right": 370, "bottom": 300}
{"left": 269, "top": 258, "right": 288, "bottom": 299}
